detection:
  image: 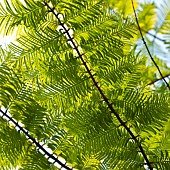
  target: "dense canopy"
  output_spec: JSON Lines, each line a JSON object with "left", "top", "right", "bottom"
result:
{"left": 0, "top": 0, "right": 170, "bottom": 169}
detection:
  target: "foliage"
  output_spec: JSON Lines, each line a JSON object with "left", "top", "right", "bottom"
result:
{"left": 0, "top": 0, "right": 170, "bottom": 169}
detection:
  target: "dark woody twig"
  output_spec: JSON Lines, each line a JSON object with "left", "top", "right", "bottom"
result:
{"left": 147, "top": 73, "right": 170, "bottom": 86}
{"left": 140, "top": 28, "right": 166, "bottom": 42}
{"left": 0, "top": 109, "right": 72, "bottom": 170}
{"left": 131, "top": 0, "right": 170, "bottom": 91}
{"left": 44, "top": 2, "right": 154, "bottom": 169}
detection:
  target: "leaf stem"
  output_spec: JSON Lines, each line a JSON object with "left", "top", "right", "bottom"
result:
{"left": 147, "top": 73, "right": 170, "bottom": 86}
{"left": 140, "top": 27, "right": 165, "bottom": 42}
{"left": 44, "top": 2, "right": 153, "bottom": 169}
{"left": 131, "top": 0, "right": 170, "bottom": 91}
{"left": 0, "top": 109, "right": 72, "bottom": 170}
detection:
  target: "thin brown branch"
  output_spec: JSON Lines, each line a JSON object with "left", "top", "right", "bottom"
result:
{"left": 147, "top": 73, "right": 170, "bottom": 86}
{"left": 131, "top": 0, "right": 170, "bottom": 91}
{"left": 44, "top": 2, "right": 153, "bottom": 169}
{"left": 140, "top": 28, "right": 166, "bottom": 42}
{"left": 0, "top": 109, "right": 72, "bottom": 170}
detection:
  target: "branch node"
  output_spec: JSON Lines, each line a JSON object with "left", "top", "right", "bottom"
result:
{"left": 117, "top": 121, "right": 127, "bottom": 127}
{"left": 80, "top": 53, "right": 85, "bottom": 57}
{"left": 63, "top": 28, "right": 70, "bottom": 34}
{"left": 48, "top": 7, "right": 55, "bottom": 13}
{"left": 67, "top": 37, "right": 74, "bottom": 42}
{"left": 59, "top": 22, "right": 65, "bottom": 27}
{"left": 92, "top": 82, "right": 98, "bottom": 86}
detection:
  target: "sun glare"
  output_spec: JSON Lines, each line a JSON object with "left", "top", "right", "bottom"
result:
{"left": 0, "top": 35, "right": 15, "bottom": 48}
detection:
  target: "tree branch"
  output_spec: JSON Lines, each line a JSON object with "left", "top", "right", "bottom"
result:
{"left": 140, "top": 28, "right": 166, "bottom": 42}
{"left": 0, "top": 109, "right": 72, "bottom": 170}
{"left": 43, "top": 2, "right": 153, "bottom": 169}
{"left": 131, "top": 0, "right": 170, "bottom": 91}
{"left": 147, "top": 73, "right": 170, "bottom": 86}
